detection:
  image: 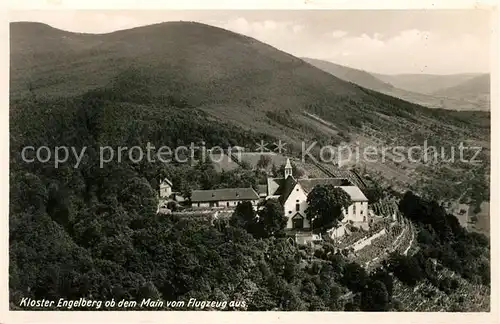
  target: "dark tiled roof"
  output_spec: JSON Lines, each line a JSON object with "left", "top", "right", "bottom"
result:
{"left": 277, "top": 176, "right": 298, "bottom": 204}
{"left": 257, "top": 185, "right": 268, "bottom": 196}
{"left": 298, "top": 178, "right": 351, "bottom": 193}
{"left": 191, "top": 188, "right": 259, "bottom": 202}
{"left": 267, "top": 178, "right": 283, "bottom": 196}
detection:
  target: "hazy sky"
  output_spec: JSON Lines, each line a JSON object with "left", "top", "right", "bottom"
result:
{"left": 9, "top": 10, "right": 493, "bottom": 74}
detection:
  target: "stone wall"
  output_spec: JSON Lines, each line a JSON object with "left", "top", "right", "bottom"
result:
{"left": 351, "top": 228, "right": 387, "bottom": 252}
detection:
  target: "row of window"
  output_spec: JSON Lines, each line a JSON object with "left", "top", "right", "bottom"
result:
{"left": 196, "top": 200, "right": 257, "bottom": 207}
{"left": 289, "top": 204, "right": 366, "bottom": 215}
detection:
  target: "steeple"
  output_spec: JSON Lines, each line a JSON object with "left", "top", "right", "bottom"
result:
{"left": 284, "top": 158, "right": 293, "bottom": 179}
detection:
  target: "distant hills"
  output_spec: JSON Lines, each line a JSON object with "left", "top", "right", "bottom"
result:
{"left": 431, "top": 74, "right": 490, "bottom": 109}
{"left": 300, "top": 58, "right": 395, "bottom": 92}
{"left": 374, "top": 73, "right": 484, "bottom": 95}
{"left": 303, "top": 58, "right": 490, "bottom": 111}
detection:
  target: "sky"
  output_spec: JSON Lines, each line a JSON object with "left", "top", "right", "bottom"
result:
{"left": 9, "top": 9, "right": 493, "bottom": 74}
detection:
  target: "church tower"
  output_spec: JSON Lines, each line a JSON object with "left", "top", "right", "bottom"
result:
{"left": 284, "top": 158, "right": 293, "bottom": 179}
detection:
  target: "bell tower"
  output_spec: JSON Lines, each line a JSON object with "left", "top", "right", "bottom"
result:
{"left": 284, "top": 158, "right": 293, "bottom": 178}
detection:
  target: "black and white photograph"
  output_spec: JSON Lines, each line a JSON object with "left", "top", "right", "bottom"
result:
{"left": 5, "top": 3, "right": 496, "bottom": 320}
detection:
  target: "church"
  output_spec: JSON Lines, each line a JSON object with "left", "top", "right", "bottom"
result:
{"left": 265, "top": 158, "right": 369, "bottom": 231}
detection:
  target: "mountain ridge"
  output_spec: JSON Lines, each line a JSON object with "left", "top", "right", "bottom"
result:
{"left": 302, "top": 57, "right": 490, "bottom": 111}
{"left": 432, "top": 74, "right": 490, "bottom": 96}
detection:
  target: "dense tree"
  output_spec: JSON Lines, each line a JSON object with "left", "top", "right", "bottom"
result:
{"left": 340, "top": 262, "right": 368, "bottom": 293}
{"left": 387, "top": 253, "right": 424, "bottom": 287}
{"left": 305, "top": 185, "right": 352, "bottom": 229}
{"left": 230, "top": 201, "right": 257, "bottom": 230}
{"left": 363, "top": 182, "right": 385, "bottom": 204}
{"left": 398, "top": 191, "right": 490, "bottom": 286}
{"left": 270, "top": 164, "right": 278, "bottom": 177}
{"left": 361, "top": 280, "right": 390, "bottom": 311}
{"left": 370, "top": 268, "right": 394, "bottom": 299}
{"left": 256, "top": 155, "right": 272, "bottom": 170}
{"left": 256, "top": 199, "right": 287, "bottom": 238}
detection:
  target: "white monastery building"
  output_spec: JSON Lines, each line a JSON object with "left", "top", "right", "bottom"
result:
{"left": 266, "top": 158, "right": 369, "bottom": 230}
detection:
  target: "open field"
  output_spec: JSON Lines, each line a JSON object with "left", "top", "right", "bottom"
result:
{"left": 210, "top": 153, "right": 240, "bottom": 172}
{"left": 469, "top": 202, "right": 490, "bottom": 237}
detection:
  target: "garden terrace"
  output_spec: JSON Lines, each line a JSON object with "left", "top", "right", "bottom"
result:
{"left": 330, "top": 227, "right": 367, "bottom": 250}
{"left": 354, "top": 221, "right": 409, "bottom": 268}
{"left": 332, "top": 220, "right": 389, "bottom": 250}
{"left": 393, "top": 222, "right": 415, "bottom": 255}
{"left": 370, "top": 198, "right": 401, "bottom": 218}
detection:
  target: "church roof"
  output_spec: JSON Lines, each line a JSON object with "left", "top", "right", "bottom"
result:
{"left": 337, "top": 186, "right": 368, "bottom": 202}
{"left": 267, "top": 177, "right": 282, "bottom": 196}
{"left": 285, "top": 158, "right": 292, "bottom": 169}
{"left": 161, "top": 178, "right": 173, "bottom": 186}
{"left": 191, "top": 188, "right": 259, "bottom": 202}
{"left": 276, "top": 176, "right": 298, "bottom": 204}
{"left": 297, "top": 178, "right": 351, "bottom": 193}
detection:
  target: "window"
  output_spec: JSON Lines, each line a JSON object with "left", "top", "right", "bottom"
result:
{"left": 353, "top": 205, "right": 356, "bottom": 213}
{"left": 296, "top": 203, "right": 300, "bottom": 212}
{"left": 227, "top": 202, "right": 230, "bottom": 207}
{"left": 289, "top": 211, "right": 292, "bottom": 214}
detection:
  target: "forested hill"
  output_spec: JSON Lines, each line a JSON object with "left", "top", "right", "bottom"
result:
{"left": 9, "top": 21, "right": 490, "bottom": 311}
{"left": 10, "top": 21, "right": 490, "bottom": 165}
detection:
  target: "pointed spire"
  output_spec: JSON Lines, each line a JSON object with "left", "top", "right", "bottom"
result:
{"left": 284, "top": 158, "right": 293, "bottom": 179}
